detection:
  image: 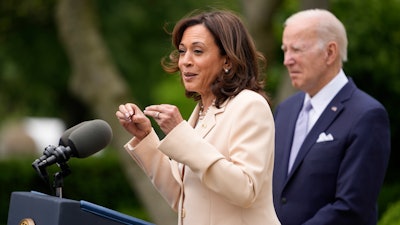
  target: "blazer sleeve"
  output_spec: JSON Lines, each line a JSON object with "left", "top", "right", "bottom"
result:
{"left": 159, "top": 93, "right": 275, "bottom": 207}
{"left": 124, "top": 130, "right": 181, "bottom": 211}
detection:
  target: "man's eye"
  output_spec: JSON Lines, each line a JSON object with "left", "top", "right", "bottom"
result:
{"left": 292, "top": 47, "right": 303, "bottom": 53}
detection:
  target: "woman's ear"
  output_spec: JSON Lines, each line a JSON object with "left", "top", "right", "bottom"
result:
{"left": 224, "top": 56, "right": 231, "bottom": 70}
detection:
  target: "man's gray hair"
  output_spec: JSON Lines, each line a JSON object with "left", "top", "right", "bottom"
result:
{"left": 284, "top": 9, "right": 348, "bottom": 62}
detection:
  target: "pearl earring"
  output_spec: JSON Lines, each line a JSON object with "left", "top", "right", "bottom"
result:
{"left": 224, "top": 68, "right": 229, "bottom": 74}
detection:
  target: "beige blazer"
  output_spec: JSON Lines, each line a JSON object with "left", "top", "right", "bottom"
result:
{"left": 125, "top": 90, "right": 281, "bottom": 225}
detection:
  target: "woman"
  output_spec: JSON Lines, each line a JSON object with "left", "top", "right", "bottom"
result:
{"left": 116, "top": 9, "right": 280, "bottom": 225}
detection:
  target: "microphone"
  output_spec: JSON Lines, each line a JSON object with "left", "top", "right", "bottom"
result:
{"left": 34, "top": 119, "right": 112, "bottom": 168}
{"left": 66, "top": 119, "right": 112, "bottom": 158}
{"left": 32, "top": 120, "right": 89, "bottom": 166}
{"left": 58, "top": 120, "right": 89, "bottom": 146}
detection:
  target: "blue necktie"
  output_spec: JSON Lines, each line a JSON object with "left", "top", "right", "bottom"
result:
{"left": 288, "top": 100, "right": 313, "bottom": 173}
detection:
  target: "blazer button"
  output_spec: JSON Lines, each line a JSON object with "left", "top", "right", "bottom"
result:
{"left": 181, "top": 208, "right": 185, "bottom": 218}
{"left": 281, "top": 197, "right": 287, "bottom": 204}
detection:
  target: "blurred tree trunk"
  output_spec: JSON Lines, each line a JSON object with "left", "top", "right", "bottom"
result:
{"left": 55, "top": 0, "right": 176, "bottom": 224}
{"left": 243, "top": 0, "right": 329, "bottom": 106}
{"left": 241, "top": 0, "right": 284, "bottom": 108}
{"left": 242, "top": 0, "right": 283, "bottom": 63}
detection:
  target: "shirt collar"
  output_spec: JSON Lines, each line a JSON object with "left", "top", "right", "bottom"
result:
{"left": 305, "top": 69, "right": 348, "bottom": 115}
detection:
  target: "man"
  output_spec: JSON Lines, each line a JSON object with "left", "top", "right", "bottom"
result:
{"left": 273, "top": 9, "right": 391, "bottom": 225}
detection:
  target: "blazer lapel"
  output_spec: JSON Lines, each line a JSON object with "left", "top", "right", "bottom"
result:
{"left": 170, "top": 102, "right": 225, "bottom": 186}
{"left": 190, "top": 101, "right": 226, "bottom": 138}
{"left": 175, "top": 102, "right": 225, "bottom": 184}
{"left": 170, "top": 160, "right": 183, "bottom": 184}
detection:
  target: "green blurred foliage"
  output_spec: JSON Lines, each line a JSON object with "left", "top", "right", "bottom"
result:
{"left": 0, "top": 150, "right": 149, "bottom": 225}
{"left": 379, "top": 199, "right": 400, "bottom": 225}
{"left": 378, "top": 183, "right": 400, "bottom": 222}
{"left": 1, "top": 0, "right": 400, "bottom": 223}
{"left": 0, "top": 0, "right": 86, "bottom": 124}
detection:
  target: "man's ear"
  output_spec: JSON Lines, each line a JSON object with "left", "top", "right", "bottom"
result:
{"left": 326, "top": 41, "right": 338, "bottom": 65}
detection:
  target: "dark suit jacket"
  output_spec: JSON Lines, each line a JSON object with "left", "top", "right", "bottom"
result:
{"left": 273, "top": 79, "right": 391, "bottom": 225}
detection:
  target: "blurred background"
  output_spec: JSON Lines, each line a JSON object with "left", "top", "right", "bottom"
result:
{"left": 1, "top": 0, "right": 399, "bottom": 224}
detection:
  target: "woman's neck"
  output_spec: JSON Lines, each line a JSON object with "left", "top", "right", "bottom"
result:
{"left": 199, "top": 98, "right": 215, "bottom": 120}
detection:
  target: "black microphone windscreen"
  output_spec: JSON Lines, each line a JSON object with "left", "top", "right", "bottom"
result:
{"left": 67, "top": 119, "right": 113, "bottom": 158}
{"left": 59, "top": 121, "right": 89, "bottom": 146}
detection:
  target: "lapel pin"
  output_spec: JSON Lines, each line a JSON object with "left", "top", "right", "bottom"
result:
{"left": 331, "top": 106, "right": 337, "bottom": 112}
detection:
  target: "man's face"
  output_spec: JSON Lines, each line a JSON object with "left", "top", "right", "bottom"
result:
{"left": 282, "top": 22, "right": 330, "bottom": 96}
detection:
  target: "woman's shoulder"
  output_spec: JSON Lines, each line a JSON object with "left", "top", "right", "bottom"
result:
{"left": 223, "top": 89, "right": 271, "bottom": 113}
{"left": 223, "top": 89, "right": 273, "bottom": 121}
{"left": 234, "top": 89, "right": 268, "bottom": 104}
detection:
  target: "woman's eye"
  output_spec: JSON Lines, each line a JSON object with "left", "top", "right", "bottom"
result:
{"left": 194, "top": 49, "right": 203, "bottom": 54}
{"left": 178, "top": 49, "right": 185, "bottom": 54}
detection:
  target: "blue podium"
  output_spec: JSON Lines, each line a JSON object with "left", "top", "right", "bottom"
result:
{"left": 7, "top": 191, "right": 154, "bottom": 225}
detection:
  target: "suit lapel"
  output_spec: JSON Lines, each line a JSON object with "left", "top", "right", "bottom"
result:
{"left": 285, "top": 80, "right": 356, "bottom": 181}
{"left": 280, "top": 94, "right": 305, "bottom": 177}
{"left": 287, "top": 103, "right": 344, "bottom": 179}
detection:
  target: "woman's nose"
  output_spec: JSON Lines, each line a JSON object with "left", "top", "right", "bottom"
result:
{"left": 181, "top": 52, "right": 193, "bottom": 66}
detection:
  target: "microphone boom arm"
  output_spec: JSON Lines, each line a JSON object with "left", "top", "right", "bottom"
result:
{"left": 54, "top": 162, "right": 71, "bottom": 198}
{"left": 31, "top": 145, "right": 73, "bottom": 198}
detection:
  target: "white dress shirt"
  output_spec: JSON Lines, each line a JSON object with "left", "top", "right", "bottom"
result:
{"left": 304, "top": 69, "right": 349, "bottom": 132}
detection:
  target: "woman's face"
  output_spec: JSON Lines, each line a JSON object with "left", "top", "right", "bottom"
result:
{"left": 178, "top": 24, "right": 226, "bottom": 97}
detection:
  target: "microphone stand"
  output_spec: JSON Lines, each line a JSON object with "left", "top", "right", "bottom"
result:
{"left": 53, "top": 162, "right": 71, "bottom": 198}
{"left": 32, "top": 153, "right": 72, "bottom": 198}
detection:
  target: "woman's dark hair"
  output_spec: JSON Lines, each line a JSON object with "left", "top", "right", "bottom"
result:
{"left": 161, "top": 9, "right": 269, "bottom": 107}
